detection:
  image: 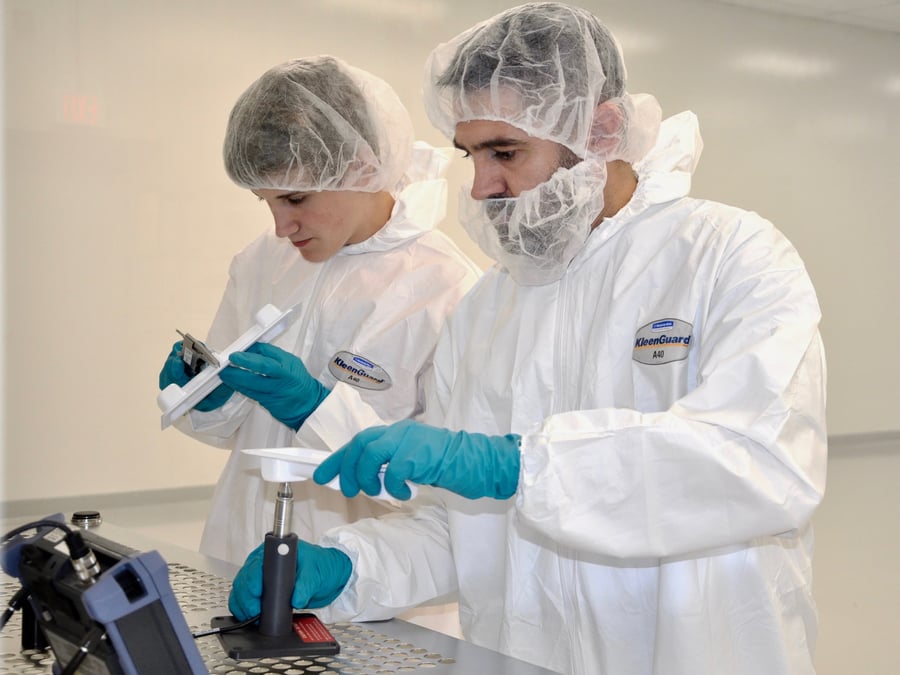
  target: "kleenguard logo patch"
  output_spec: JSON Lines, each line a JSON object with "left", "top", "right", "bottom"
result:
{"left": 328, "top": 351, "right": 393, "bottom": 391}
{"left": 633, "top": 318, "right": 693, "bottom": 365}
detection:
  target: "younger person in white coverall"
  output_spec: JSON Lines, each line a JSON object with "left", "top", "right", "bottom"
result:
{"left": 157, "top": 56, "right": 479, "bottom": 613}
{"left": 228, "top": 5, "right": 827, "bottom": 674}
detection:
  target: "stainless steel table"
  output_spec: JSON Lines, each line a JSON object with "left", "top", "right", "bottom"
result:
{"left": 1, "top": 517, "right": 558, "bottom": 674}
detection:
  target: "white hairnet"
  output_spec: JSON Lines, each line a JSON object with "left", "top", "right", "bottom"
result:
{"left": 424, "top": 2, "right": 660, "bottom": 162}
{"left": 423, "top": 2, "right": 662, "bottom": 285}
{"left": 224, "top": 56, "right": 413, "bottom": 193}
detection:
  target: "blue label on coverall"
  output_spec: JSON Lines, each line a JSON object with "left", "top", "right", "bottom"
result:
{"left": 633, "top": 318, "right": 694, "bottom": 365}
{"left": 328, "top": 351, "right": 393, "bottom": 390}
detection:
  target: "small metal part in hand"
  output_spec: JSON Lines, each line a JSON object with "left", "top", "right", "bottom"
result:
{"left": 176, "top": 330, "right": 220, "bottom": 375}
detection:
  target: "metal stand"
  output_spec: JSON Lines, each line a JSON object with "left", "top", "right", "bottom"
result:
{"left": 212, "top": 483, "right": 339, "bottom": 659}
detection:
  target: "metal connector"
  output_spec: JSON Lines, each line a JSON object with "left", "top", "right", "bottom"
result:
{"left": 272, "top": 483, "right": 293, "bottom": 538}
{"left": 71, "top": 549, "right": 100, "bottom": 585}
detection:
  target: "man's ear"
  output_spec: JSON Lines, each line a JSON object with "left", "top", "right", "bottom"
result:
{"left": 587, "top": 100, "right": 625, "bottom": 157}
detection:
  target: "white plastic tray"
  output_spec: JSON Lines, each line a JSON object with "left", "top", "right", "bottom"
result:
{"left": 242, "top": 446, "right": 416, "bottom": 501}
{"left": 243, "top": 446, "right": 333, "bottom": 483}
{"left": 157, "top": 304, "right": 295, "bottom": 429}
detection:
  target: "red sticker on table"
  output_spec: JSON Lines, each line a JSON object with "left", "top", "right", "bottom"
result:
{"left": 293, "top": 615, "right": 336, "bottom": 643}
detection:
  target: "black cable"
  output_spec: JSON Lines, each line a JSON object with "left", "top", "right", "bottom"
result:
{"left": 191, "top": 614, "right": 261, "bottom": 639}
{"left": 0, "top": 519, "right": 71, "bottom": 636}
{"left": 2, "top": 519, "right": 99, "bottom": 584}
{"left": 2, "top": 519, "right": 72, "bottom": 543}
{"left": 59, "top": 624, "right": 106, "bottom": 675}
{"left": 3, "top": 519, "right": 103, "bottom": 668}
{"left": 0, "top": 586, "right": 30, "bottom": 631}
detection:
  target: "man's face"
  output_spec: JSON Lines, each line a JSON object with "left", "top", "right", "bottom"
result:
{"left": 453, "top": 119, "right": 574, "bottom": 200}
{"left": 253, "top": 188, "right": 386, "bottom": 263}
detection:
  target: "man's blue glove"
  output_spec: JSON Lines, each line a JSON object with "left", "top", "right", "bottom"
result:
{"left": 228, "top": 540, "right": 352, "bottom": 621}
{"left": 218, "top": 343, "right": 329, "bottom": 430}
{"left": 314, "top": 420, "right": 521, "bottom": 501}
{"left": 158, "top": 340, "right": 234, "bottom": 412}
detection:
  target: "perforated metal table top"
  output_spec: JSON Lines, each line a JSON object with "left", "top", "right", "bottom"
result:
{"left": 1, "top": 520, "right": 556, "bottom": 674}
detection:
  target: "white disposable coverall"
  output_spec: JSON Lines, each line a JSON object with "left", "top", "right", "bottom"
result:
{"left": 300, "top": 114, "right": 827, "bottom": 675}
{"left": 173, "top": 143, "right": 480, "bottom": 567}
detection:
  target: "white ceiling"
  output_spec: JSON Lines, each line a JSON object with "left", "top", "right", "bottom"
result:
{"left": 705, "top": 0, "right": 900, "bottom": 34}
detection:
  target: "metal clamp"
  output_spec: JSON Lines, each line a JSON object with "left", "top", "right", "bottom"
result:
{"left": 176, "top": 331, "right": 220, "bottom": 376}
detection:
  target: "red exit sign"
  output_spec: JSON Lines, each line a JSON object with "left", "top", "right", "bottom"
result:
{"left": 62, "top": 94, "right": 100, "bottom": 126}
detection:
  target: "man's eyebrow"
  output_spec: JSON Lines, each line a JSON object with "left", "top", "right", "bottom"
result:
{"left": 452, "top": 137, "right": 527, "bottom": 152}
{"left": 250, "top": 190, "right": 305, "bottom": 200}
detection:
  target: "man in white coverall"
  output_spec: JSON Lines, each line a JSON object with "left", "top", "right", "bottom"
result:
{"left": 157, "top": 56, "right": 479, "bottom": 576}
{"left": 228, "top": 5, "right": 827, "bottom": 674}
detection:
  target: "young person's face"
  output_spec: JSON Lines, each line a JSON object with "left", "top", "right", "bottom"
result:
{"left": 253, "top": 189, "right": 387, "bottom": 263}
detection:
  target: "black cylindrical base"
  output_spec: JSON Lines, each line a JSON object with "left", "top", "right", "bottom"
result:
{"left": 258, "top": 532, "right": 298, "bottom": 637}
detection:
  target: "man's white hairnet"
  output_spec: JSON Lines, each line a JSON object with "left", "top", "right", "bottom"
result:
{"left": 423, "top": 2, "right": 663, "bottom": 285}
{"left": 224, "top": 56, "right": 413, "bottom": 193}
{"left": 424, "top": 1, "right": 660, "bottom": 163}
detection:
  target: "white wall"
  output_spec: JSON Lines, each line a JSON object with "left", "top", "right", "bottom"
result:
{"left": 4, "top": 0, "right": 899, "bottom": 501}
{"left": 812, "top": 435, "right": 900, "bottom": 675}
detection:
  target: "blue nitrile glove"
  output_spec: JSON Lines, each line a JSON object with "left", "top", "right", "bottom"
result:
{"left": 158, "top": 340, "right": 234, "bottom": 412}
{"left": 228, "top": 540, "right": 352, "bottom": 621}
{"left": 314, "top": 419, "right": 522, "bottom": 501}
{"left": 218, "top": 342, "right": 330, "bottom": 430}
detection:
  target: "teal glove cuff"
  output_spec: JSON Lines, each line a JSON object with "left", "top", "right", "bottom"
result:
{"left": 434, "top": 430, "right": 521, "bottom": 500}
